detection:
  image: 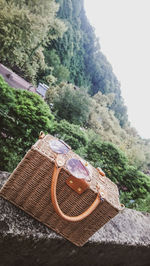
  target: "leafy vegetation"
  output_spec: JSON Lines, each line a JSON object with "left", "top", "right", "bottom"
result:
{"left": 51, "top": 119, "right": 88, "bottom": 151}
{"left": 0, "top": 0, "right": 150, "bottom": 213}
{"left": 47, "top": 83, "right": 92, "bottom": 125}
{"left": 0, "top": 75, "right": 150, "bottom": 212}
{"left": 0, "top": 76, "right": 54, "bottom": 171}
{"left": 44, "top": 0, "right": 128, "bottom": 126}
{"left": 0, "top": 0, "right": 66, "bottom": 83}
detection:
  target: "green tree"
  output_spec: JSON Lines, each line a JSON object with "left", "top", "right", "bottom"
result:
{"left": 121, "top": 166, "right": 150, "bottom": 199}
{"left": 51, "top": 119, "right": 88, "bottom": 151}
{"left": 86, "top": 136, "right": 150, "bottom": 209}
{"left": 0, "top": 0, "right": 66, "bottom": 82}
{"left": 46, "top": 0, "right": 128, "bottom": 126}
{"left": 44, "top": 49, "right": 70, "bottom": 83}
{"left": 130, "top": 193, "right": 150, "bottom": 212}
{"left": 52, "top": 83, "right": 92, "bottom": 125}
{"left": 0, "top": 76, "right": 54, "bottom": 171}
{"left": 86, "top": 139, "right": 128, "bottom": 183}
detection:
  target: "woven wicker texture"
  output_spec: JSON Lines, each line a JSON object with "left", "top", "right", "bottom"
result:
{"left": 0, "top": 135, "right": 120, "bottom": 246}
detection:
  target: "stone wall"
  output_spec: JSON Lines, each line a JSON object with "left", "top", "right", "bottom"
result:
{"left": 0, "top": 171, "right": 150, "bottom": 266}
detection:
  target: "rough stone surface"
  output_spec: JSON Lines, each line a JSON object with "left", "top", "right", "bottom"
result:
{"left": 0, "top": 171, "right": 150, "bottom": 266}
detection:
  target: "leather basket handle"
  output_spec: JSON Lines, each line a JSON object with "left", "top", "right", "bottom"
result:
{"left": 51, "top": 164, "right": 101, "bottom": 222}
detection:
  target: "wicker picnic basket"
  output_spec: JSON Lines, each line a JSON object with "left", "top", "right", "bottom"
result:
{"left": 0, "top": 133, "right": 124, "bottom": 246}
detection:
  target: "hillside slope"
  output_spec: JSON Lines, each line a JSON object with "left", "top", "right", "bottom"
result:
{"left": 41, "top": 0, "right": 128, "bottom": 127}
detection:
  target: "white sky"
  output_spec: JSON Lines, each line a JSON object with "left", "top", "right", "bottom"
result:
{"left": 84, "top": 0, "right": 150, "bottom": 139}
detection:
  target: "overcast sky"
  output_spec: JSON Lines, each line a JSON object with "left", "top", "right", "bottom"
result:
{"left": 84, "top": 0, "right": 150, "bottom": 139}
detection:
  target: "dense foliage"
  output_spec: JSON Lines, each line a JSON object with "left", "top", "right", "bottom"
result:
{"left": 0, "top": 0, "right": 66, "bottom": 83}
{"left": 85, "top": 140, "right": 150, "bottom": 208}
{"left": 0, "top": 0, "right": 150, "bottom": 213}
{"left": 0, "top": 76, "right": 54, "bottom": 171}
{"left": 51, "top": 119, "right": 88, "bottom": 150}
{"left": 49, "top": 83, "right": 91, "bottom": 125}
{"left": 43, "top": 0, "right": 128, "bottom": 126}
{"left": 45, "top": 83, "right": 150, "bottom": 171}
{"left": 0, "top": 76, "right": 150, "bottom": 212}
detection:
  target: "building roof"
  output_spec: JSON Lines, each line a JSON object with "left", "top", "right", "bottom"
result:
{"left": 36, "top": 83, "right": 49, "bottom": 98}
{"left": 0, "top": 64, "right": 36, "bottom": 93}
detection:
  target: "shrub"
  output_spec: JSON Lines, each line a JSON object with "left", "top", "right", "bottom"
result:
{"left": 53, "top": 84, "right": 92, "bottom": 125}
{"left": 0, "top": 76, "right": 54, "bottom": 171}
{"left": 86, "top": 139, "right": 127, "bottom": 183}
{"left": 51, "top": 119, "right": 88, "bottom": 152}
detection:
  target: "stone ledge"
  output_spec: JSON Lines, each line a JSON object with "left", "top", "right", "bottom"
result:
{"left": 0, "top": 171, "right": 150, "bottom": 266}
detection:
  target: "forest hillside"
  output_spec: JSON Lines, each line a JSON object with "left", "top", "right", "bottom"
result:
{"left": 0, "top": 0, "right": 150, "bottom": 212}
